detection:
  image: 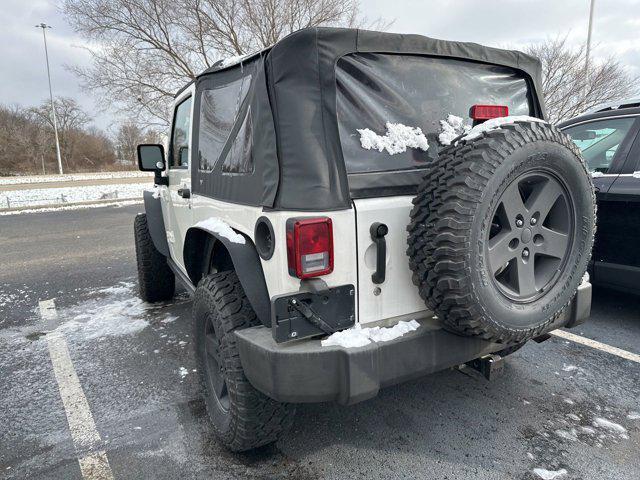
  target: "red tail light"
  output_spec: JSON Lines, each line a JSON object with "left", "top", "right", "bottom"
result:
{"left": 286, "top": 217, "right": 334, "bottom": 279}
{"left": 470, "top": 104, "right": 509, "bottom": 120}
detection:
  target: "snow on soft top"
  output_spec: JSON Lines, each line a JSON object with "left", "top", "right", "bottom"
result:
{"left": 218, "top": 54, "right": 249, "bottom": 68}
{"left": 438, "top": 114, "right": 471, "bottom": 145}
{"left": 321, "top": 320, "right": 420, "bottom": 348}
{"left": 194, "top": 217, "right": 246, "bottom": 244}
{"left": 532, "top": 468, "right": 568, "bottom": 480}
{"left": 357, "top": 122, "right": 429, "bottom": 155}
{"left": 461, "top": 115, "right": 546, "bottom": 142}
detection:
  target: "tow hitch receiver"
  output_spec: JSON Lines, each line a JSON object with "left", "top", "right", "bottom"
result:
{"left": 465, "top": 354, "right": 504, "bottom": 381}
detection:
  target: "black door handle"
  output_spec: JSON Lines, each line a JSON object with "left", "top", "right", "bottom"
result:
{"left": 370, "top": 222, "right": 388, "bottom": 284}
{"left": 177, "top": 187, "right": 191, "bottom": 198}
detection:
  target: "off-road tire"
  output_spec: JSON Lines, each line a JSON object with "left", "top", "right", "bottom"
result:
{"left": 193, "top": 271, "right": 295, "bottom": 452}
{"left": 407, "top": 121, "right": 596, "bottom": 344}
{"left": 134, "top": 213, "right": 175, "bottom": 302}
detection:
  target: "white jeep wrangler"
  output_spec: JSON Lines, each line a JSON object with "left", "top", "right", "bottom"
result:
{"left": 134, "top": 27, "right": 595, "bottom": 452}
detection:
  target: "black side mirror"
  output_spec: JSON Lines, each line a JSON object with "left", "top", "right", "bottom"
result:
{"left": 137, "top": 144, "right": 166, "bottom": 172}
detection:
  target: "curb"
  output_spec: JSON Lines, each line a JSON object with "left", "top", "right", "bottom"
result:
{"left": 0, "top": 197, "right": 142, "bottom": 213}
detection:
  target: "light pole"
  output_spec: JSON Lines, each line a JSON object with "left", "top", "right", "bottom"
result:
{"left": 35, "top": 23, "right": 64, "bottom": 175}
{"left": 585, "top": 0, "right": 596, "bottom": 76}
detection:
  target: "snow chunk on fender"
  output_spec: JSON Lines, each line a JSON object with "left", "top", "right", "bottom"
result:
{"left": 194, "top": 217, "right": 246, "bottom": 244}
{"left": 461, "top": 115, "right": 547, "bottom": 142}
{"left": 357, "top": 123, "right": 429, "bottom": 155}
{"left": 438, "top": 114, "right": 471, "bottom": 145}
{"left": 321, "top": 320, "right": 420, "bottom": 348}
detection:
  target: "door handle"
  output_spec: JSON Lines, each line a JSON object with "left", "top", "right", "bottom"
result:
{"left": 177, "top": 187, "right": 191, "bottom": 199}
{"left": 370, "top": 222, "right": 388, "bottom": 284}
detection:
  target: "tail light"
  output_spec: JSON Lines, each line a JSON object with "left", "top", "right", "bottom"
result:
{"left": 470, "top": 104, "right": 509, "bottom": 120}
{"left": 286, "top": 217, "right": 333, "bottom": 279}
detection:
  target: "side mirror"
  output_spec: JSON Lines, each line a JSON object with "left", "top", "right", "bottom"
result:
{"left": 137, "top": 144, "right": 165, "bottom": 172}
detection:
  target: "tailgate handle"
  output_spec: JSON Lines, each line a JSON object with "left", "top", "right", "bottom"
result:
{"left": 370, "top": 222, "right": 388, "bottom": 284}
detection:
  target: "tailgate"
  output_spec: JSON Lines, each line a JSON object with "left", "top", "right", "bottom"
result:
{"left": 353, "top": 196, "right": 427, "bottom": 325}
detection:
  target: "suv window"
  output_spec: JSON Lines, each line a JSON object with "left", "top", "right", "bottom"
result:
{"left": 199, "top": 74, "right": 252, "bottom": 171}
{"left": 564, "top": 117, "right": 636, "bottom": 173}
{"left": 336, "top": 53, "right": 533, "bottom": 174}
{"left": 170, "top": 97, "right": 192, "bottom": 168}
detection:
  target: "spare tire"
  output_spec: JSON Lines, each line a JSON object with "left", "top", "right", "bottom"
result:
{"left": 407, "top": 120, "right": 595, "bottom": 344}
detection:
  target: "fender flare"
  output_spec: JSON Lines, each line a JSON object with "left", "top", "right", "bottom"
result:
{"left": 143, "top": 190, "right": 170, "bottom": 257}
{"left": 184, "top": 226, "right": 271, "bottom": 327}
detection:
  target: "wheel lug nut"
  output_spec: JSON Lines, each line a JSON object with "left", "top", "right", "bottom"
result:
{"left": 530, "top": 217, "right": 537, "bottom": 225}
{"left": 522, "top": 249, "right": 530, "bottom": 259}
{"left": 516, "top": 219, "right": 524, "bottom": 227}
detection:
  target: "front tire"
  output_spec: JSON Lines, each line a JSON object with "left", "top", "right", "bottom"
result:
{"left": 193, "top": 271, "right": 295, "bottom": 452}
{"left": 134, "top": 213, "right": 175, "bottom": 302}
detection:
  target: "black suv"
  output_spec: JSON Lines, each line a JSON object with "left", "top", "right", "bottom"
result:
{"left": 560, "top": 100, "right": 640, "bottom": 295}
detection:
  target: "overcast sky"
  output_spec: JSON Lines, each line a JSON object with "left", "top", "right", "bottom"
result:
{"left": 1, "top": 0, "right": 638, "bottom": 133}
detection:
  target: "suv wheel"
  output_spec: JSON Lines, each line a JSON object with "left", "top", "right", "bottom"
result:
{"left": 193, "top": 271, "right": 295, "bottom": 452}
{"left": 407, "top": 121, "right": 596, "bottom": 344}
{"left": 134, "top": 213, "right": 175, "bottom": 302}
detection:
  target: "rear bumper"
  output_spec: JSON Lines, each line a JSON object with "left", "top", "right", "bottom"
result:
{"left": 236, "top": 281, "right": 592, "bottom": 405}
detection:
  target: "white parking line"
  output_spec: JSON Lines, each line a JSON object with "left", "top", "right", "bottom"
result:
{"left": 552, "top": 329, "right": 640, "bottom": 364}
{"left": 39, "top": 299, "right": 115, "bottom": 480}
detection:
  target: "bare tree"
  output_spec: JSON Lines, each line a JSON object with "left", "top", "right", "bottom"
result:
{"left": 30, "top": 97, "right": 92, "bottom": 168}
{"left": 62, "top": 0, "right": 389, "bottom": 127}
{"left": 115, "top": 121, "right": 163, "bottom": 164}
{"left": 524, "top": 37, "right": 638, "bottom": 124}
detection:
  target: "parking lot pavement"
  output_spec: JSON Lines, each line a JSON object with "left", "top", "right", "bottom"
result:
{"left": 1, "top": 205, "right": 639, "bottom": 480}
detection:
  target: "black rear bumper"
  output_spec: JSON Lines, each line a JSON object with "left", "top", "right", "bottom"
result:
{"left": 235, "top": 282, "right": 591, "bottom": 405}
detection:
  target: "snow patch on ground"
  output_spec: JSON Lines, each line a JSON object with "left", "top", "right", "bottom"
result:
{"left": 533, "top": 468, "right": 568, "bottom": 479}
{"left": 562, "top": 364, "right": 579, "bottom": 372}
{"left": 627, "top": 412, "right": 640, "bottom": 420}
{"left": 632, "top": 171, "right": 640, "bottom": 179}
{"left": 179, "top": 367, "right": 189, "bottom": 378}
{"left": 357, "top": 122, "right": 429, "bottom": 155}
{"left": 461, "top": 115, "right": 546, "bottom": 142}
{"left": 1, "top": 183, "right": 147, "bottom": 209}
{"left": 0, "top": 171, "right": 150, "bottom": 185}
{"left": 321, "top": 320, "right": 420, "bottom": 348}
{"left": 438, "top": 114, "right": 471, "bottom": 145}
{"left": 593, "top": 417, "right": 627, "bottom": 434}
{"left": 194, "top": 217, "right": 246, "bottom": 244}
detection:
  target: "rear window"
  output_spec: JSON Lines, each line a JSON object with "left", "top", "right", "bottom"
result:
{"left": 336, "top": 53, "right": 533, "bottom": 174}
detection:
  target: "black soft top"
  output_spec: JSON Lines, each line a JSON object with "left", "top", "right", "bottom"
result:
{"left": 190, "top": 27, "right": 546, "bottom": 211}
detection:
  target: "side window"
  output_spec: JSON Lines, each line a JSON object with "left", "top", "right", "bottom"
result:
{"left": 170, "top": 97, "right": 192, "bottom": 168}
{"left": 199, "top": 74, "right": 252, "bottom": 172}
{"left": 564, "top": 117, "right": 636, "bottom": 174}
{"left": 222, "top": 107, "right": 254, "bottom": 175}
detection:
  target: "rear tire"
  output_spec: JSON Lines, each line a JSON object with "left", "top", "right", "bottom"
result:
{"left": 407, "top": 121, "right": 596, "bottom": 344}
{"left": 193, "top": 271, "right": 295, "bottom": 452}
{"left": 134, "top": 213, "right": 175, "bottom": 302}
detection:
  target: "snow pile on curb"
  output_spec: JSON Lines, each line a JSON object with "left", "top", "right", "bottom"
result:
{"left": 0, "top": 183, "right": 147, "bottom": 209}
{"left": 0, "top": 171, "right": 150, "bottom": 185}
{"left": 194, "top": 217, "right": 246, "bottom": 244}
{"left": 358, "top": 122, "right": 429, "bottom": 155}
{"left": 321, "top": 320, "right": 420, "bottom": 348}
{"left": 461, "top": 115, "right": 547, "bottom": 142}
{"left": 438, "top": 114, "right": 471, "bottom": 145}
{"left": 532, "top": 468, "right": 567, "bottom": 480}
